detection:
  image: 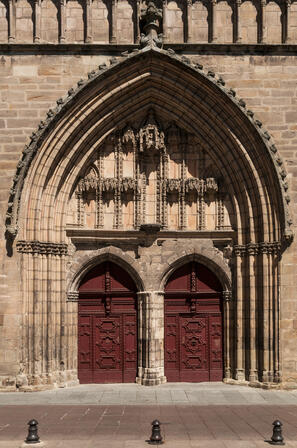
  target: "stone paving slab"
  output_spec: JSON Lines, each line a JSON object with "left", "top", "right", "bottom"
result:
{"left": 1, "top": 441, "right": 297, "bottom": 448}
{"left": 1, "top": 382, "right": 297, "bottom": 405}
{"left": 0, "top": 404, "right": 297, "bottom": 445}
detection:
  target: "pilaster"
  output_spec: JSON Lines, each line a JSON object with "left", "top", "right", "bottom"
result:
{"left": 111, "top": 0, "right": 117, "bottom": 44}
{"left": 210, "top": 0, "right": 218, "bottom": 42}
{"left": 34, "top": 0, "right": 41, "bottom": 43}
{"left": 186, "top": 0, "right": 193, "bottom": 43}
{"left": 8, "top": 0, "right": 16, "bottom": 43}
{"left": 85, "top": 0, "right": 93, "bottom": 43}
{"left": 59, "top": 0, "right": 66, "bottom": 43}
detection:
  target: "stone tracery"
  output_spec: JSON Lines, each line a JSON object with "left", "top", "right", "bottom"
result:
{"left": 69, "top": 111, "right": 232, "bottom": 232}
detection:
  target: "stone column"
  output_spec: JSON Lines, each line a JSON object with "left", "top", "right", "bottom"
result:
{"left": 59, "top": 0, "right": 66, "bottom": 43}
{"left": 259, "top": 242, "right": 270, "bottom": 383}
{"left": 210, "top": 0, "right": 217, "bottom": 42}
{"left": 162, "top": 0, "right": 168, "bottom": 43}
{"left": 186, "top": 0, "right": 193, "bottom": 43}
{"left": 247, "top": 243, "right": 258, "bottom": 383}
{"left": 259, "top": 0, "right": 266, "bottom": 43}
{"left": 234, "top": 245, "right": 246, "bottom": 381}
{"left": 85, "top": 0, "right": 93, "bottom": 43}
{"left": 272, "top": 243, "right": 281, "bottom": 383}
{"left": 234, "top": 0, "right": 242, "bottom": 43}
{"left": 136, "top": 291, "right": 167, "bottom": 386}
{"left": 8, "top": 0, "right": 16, "bottom": 43}
{"left": 110, "top": 0, "right": 117, "bottom": 43}
{"left": 222, "top": 290, "right": 232, "bottom": 380}
{"left": 34, "top": 0, "right": 41, "bottom": 43}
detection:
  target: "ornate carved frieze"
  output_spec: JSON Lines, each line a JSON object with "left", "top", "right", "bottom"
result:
{"left": 16, "top": 240, "right": 68, "bottom": 256}
{"left": 166, "top": 177, "right": 219, "bottom": 195}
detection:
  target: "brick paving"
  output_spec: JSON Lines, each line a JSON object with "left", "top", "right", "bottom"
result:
{"left": 1, "top": 384, "right": 297, "bottom": 447}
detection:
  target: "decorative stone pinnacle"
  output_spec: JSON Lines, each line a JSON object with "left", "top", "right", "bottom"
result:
{"left": 140, "top": 1, "right": 163, "bottom": 48}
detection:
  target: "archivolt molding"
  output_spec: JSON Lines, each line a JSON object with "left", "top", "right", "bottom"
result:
{"left": 159, "top": 248, "right": 231, "bottom": 292}
{"left": 66, "top": 246, "right": 145, "bottom": 299}
{"left": 5, "top": 45, "right": 292, "bottom": 247}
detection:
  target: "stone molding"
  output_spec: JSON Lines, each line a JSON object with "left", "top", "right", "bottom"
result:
{"left": 0, "top": 44, "right": 297, "bottom": 56}
{"left": 16, "top": 240, "right": 68, "bottom": 256}
{"left": 67, "top": 291, "right": 79, "bottom": 302}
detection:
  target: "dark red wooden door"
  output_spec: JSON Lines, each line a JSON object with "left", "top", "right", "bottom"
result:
{"left": 165, "top": 262, "right": 223, "bottom": 382}
{"left": 78, "top": 262, "right": 137, "bottom": 383}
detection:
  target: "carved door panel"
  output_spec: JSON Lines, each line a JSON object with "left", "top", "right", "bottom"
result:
{"left": 78, "top": 315, "right": 92, "bottom": 383}
{"left": 165, "top": 315, "right": 179, "bottom": 381}
{"left": 164, "top": 262, "right": 223, "bottom": 382}
{"left": 209, "top": 315, "right": 223, "bottom": 380}
{"left": 78, "top": 262, "right": 137, "bottom": 384}
{"left": 123, "top": 314, "right": 137, "bottom": 382}
{"left": 180, "top": 316, "right": 209, "bottom": 382}
{"left": 93, "top": 316, "right": 121, "bottom": 383}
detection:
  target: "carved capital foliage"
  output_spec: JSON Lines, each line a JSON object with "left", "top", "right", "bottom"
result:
{"left": 246, "top": 243, "right": 258, "bottom": 256}
{"left": 16, "top": 240, "right": 68, "bottom": 256}
{"left": 233, "top": 242, "right": 281, "bottom": 257}
{"left": 233, "top": 245, "right": 246, "bottom": 257}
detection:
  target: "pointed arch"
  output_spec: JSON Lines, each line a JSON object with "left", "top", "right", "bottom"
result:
{"left": 6, "top": 47, "right": 292, "bottom": 247}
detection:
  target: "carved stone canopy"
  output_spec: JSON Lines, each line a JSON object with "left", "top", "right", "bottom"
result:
{"left": 70, "top": 112, "right": 231, "bottom": 232}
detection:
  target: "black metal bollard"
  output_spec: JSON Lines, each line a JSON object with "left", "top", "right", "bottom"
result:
{"left": 25, "top": 419, "right": 40, "bottom": 444}
{"left": 269, "top": 420, "right": 285, "bottom": 445}
{"left": 148, "top": 419, "right": 164, "bottom": 445}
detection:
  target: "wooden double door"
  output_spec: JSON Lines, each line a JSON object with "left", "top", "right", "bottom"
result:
{"left": 165, "top": 262, "right": 223, "bottom": 382}
{"left": 78, "top": 262, "right": 137, "bottom": 383}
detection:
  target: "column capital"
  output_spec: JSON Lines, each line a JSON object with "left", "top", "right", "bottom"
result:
{"left": 222, "top": 290, "right": 232, "bottom": 302}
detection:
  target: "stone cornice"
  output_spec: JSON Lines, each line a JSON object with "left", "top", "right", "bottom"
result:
{"left": 0, "top": 43, "right": 296, "bottom": 56}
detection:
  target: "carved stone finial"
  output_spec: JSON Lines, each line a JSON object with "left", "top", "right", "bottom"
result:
{"left": 140, "top": 1, "right": 163, "bottom": 48}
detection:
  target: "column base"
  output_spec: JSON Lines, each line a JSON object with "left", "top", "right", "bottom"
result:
{"left": 136, "top": 376, "right": 167, "bottom": 386}
{"left": 136, "top": 367, "right": 167, "bottom": 386}
{"left": 248, "top": 370, "right": 258, "bottom": 382}
{"left": 235, "top": 368, "right": 246, "bottom": 381}
{"left": 13, "top": 370, "right": 79, "bottom": 392}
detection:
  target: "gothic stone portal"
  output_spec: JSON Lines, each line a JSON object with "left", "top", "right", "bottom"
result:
{"left": 78, "top": 262, "right": 137, "bottom": 383}
{"left": 165, "top": 262, "right": 223, "bottom": 382}
{"left": 67, "top": 111, "right": 234, "bottom": 231}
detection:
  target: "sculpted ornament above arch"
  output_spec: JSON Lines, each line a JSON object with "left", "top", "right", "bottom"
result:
{"left": 68, "top": 110, "right": 233, "bottom": 233}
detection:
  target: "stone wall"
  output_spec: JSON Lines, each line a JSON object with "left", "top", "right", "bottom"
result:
{"left": 0, "top": 49, "right": 296, "bottom": 388}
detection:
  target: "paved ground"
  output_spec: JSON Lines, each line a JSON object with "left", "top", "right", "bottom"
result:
{"left": 1, "top": 382, "right": 297, "bottom": 405}
{"left": 1, "top": 383, "right": 297, "bottom": 447}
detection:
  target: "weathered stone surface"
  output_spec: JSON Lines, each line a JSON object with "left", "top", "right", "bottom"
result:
{"left": 0, "top": 1, "right": 296, "bottom": 390}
